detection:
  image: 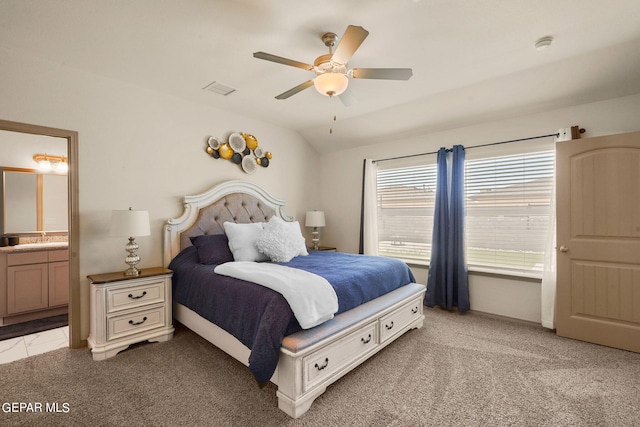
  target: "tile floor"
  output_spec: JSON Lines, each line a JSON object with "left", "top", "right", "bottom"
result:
{"left": 0, "top": 326, "right": 69, "bottom": 364}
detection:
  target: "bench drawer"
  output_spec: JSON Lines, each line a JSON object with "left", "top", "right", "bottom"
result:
{"left": 379, "top": 296, "right": 423, "bottom": 344}
{"left": 303, "top": 322, "right": 378, "bottom": 392}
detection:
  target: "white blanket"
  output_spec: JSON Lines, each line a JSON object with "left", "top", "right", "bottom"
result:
{"left": 214, "top": 261, "right": 338, "bottom": 329}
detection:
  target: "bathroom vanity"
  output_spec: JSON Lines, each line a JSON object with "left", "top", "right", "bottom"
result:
{"left": 0, "top": 126, "right": 73, "bottom": 340}
{"left": 0, "top": 243, "right": 68, "bottom": 325}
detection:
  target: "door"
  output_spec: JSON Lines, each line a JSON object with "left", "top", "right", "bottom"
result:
{"left": 49, "top": 261, "right": 69, "bottom": 307}
{"left": 7, "top": 263, "right": 49, "bottom": 314}
{"left": 556, "top": 131, "right": 640, "bottom": 353}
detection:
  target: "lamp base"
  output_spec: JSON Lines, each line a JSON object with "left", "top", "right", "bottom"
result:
{"left": 311, "top": 229, "right": 320, "bottom": 251}
{"left": 124, "top": 266, "right": 141, "bottom": 276}
{"left": 123, "top": 237, "right": 142, "bottom": 276}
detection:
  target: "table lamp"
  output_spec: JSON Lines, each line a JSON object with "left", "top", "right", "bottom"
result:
{"left": 305, "top": 211, "right": 326, "bottom": 250}
{"left": 110, "top": 207, "right": 151, "bottom": 276}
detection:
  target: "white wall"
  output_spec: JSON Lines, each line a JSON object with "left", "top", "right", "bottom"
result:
{"left": 0, "top": 47, "right": 321, "bottom": 338}
{"left": 3, "top": 41, "right": 640, "bottom": 329}
{"left": 319, "top": 93, "right": 640, "bottom": 323}
{"left": 0, "top": 130, "right": 67, "bottom": 168}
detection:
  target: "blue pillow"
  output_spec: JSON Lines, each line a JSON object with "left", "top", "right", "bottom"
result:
{"left": 190, "top": 234, "right": 234, "bottom": 265}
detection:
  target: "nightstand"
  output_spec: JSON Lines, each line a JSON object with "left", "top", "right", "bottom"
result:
{"left": 309, "top": 246, "right": 337, "bottom": 252}
{"left": 87, "top": 267, "right": 174, "bottom": 361}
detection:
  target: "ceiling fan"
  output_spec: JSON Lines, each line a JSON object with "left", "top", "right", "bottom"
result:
{"left": 253, "top": 25, "right": 413, "bottom": 106}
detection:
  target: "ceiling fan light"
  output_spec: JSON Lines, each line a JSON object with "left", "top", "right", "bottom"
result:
{"left": 314, "top": 73, "right": 348, "bottom": 97}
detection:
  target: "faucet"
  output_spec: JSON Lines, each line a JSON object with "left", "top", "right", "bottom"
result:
{"left": 40, "top": 231, "right": 47, "bottom": 243}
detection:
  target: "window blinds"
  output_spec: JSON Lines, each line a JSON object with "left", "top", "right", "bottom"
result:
{"left": 376, "top": 163, "right": 437, "bottom": 262}
{"left": 464, "top": 150, "right": 555, "bottom": 274}
{"left": 373, "top": 146, "right": 555, "bottom": 276}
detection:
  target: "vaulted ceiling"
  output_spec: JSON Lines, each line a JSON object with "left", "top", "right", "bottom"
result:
{"left": 2, "top": 0, "right": 640, "bottom": 153}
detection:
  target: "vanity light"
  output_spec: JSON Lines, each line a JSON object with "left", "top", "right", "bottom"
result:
{"left": 57, "top": 157, "right": 69, "bottom": 172}
{"left": 33, "top": 153, "right": 68, "bottom": 172}
{"left": 39, "top": 157, "right": 52, "bottom": 171}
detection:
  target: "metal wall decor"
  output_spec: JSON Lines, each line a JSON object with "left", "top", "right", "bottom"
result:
{"left": 206, "top": 132, "right": 272, "bottom": 174}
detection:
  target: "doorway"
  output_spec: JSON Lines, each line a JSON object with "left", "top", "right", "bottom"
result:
{"left": 0, "top": 119, "right": 80, "bottom": 349}
{"left": 556, "top": 130, "right": 640, "bottom": 353}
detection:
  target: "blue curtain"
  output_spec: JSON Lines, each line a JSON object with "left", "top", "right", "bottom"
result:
{"left": 425, "top": 145, "right": 470, "bottom": 311}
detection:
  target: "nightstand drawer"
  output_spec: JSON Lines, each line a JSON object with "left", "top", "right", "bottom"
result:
{"left": 107, "top": 305, "right": 165, "bottom": 341}
{"left": 308, "top": 246, "right": 337, "bottom": 252}
{"left": 106, "top": 279, "right": 165, "bottom": 313}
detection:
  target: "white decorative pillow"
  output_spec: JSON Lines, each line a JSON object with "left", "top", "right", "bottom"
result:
{"left": 223, "top": 222, "right": 268, "bottom": 262}
{"left": 282, "top": 219, "right": 309, "bottom": 257}
{"left": 255, "top": 216, "right": 307, "bottom": 262}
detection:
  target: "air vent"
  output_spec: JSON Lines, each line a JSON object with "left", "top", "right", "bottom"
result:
{"left": 203, "top": 81, "right": 236, "bottom": 96}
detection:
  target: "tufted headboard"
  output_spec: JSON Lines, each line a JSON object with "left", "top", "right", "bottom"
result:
{"left": 163, "top": 180, "right": 293, "bottom": 267}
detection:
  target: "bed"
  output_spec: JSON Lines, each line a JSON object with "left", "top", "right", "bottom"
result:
{"left": 163, "top": 180, "right": 426, "bottom": 418}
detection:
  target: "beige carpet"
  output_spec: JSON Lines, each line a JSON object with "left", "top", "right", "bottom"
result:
{"left": 1, "top": 307, "right": 639, "bottom": 426}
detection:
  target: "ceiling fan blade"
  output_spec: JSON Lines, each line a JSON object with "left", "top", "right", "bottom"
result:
{"left": 275, "top": 80, "right": 314, "bottom": 99}
{"left": 351, "top": 68, "right": 413, "bottom": 80}
{"left": 332, "top": 25, "right": 369, "bottom": 65}
{"left": 339, "top": 87, "right": 356, "bottom": 107}
{"left": 253, "top": 52, "right": 314, "bottom": 71}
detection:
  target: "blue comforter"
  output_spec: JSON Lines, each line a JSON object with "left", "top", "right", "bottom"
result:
{"left": 169, "top": 249, "right": 415, "bottom": 385}
{"left": 279, "top": 251, "right": 415, "bottom": 313}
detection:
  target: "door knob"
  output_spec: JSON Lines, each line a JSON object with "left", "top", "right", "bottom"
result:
{"left": 559, "top": 246, "right": 569, "bottom": 253}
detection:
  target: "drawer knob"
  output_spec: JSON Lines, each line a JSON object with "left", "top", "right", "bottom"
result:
{"left": 128, "top": 291, "right": 147, "bottom": 300}
{"left": 128, "top": 316, "right": 148, "bottom": 326}
{"left": 314, "top": 358, "right": 329, "bottom": 371}
{"left": 385, "top": 321, "right": 394, "bottom": 331}
{"left": 411, "top": 306, "right": 419, "bottom": 314}
{"left": 361, "top": 334, "right": 372, "bottom": 344}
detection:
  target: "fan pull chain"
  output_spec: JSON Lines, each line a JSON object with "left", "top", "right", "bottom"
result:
{"left": 330, "top": 114, "right": 337, "bottom": 134}
{"left": 329, "top": 95, "right": 337, "bottom": 134}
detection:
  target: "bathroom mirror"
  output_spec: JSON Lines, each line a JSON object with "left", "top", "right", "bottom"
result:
{"left": 1, "top": 167, "right": 68, "bottom": 234}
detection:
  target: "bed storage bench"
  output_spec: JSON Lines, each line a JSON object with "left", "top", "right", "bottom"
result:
{"left": 275, "top": 282, "right": 425, "bottom": 417}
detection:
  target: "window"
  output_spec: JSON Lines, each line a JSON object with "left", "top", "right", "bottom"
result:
{"left": 464, "top": 150, "right": 555, "bottom": 275}
{"left": 376, "top": 162, "right": 436, "bottom": 262}
{"left": 373, "top": 147, "right": 555, "bottom": 277}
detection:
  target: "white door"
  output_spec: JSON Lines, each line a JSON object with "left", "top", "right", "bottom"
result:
{"left": 556, "top": 131, "right": 640, "bottom": 353}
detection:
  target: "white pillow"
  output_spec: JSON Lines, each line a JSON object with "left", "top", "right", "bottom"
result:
{"left": 255, "top": 216, "right": 307, "bottom": 262}
{"left": 223, "top": 222, "right": 268, "bottom": 262}
{"left": 283, "top": 219, "right": 309, "bottom": 257}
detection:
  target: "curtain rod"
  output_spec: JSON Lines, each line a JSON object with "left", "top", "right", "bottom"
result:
{"left": 373, "top": 132, "right": 560, "bottom": 163}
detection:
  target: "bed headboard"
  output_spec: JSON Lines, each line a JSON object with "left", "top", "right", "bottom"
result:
{"left": 163, "top": 180, "right": 293, "bottom": 267}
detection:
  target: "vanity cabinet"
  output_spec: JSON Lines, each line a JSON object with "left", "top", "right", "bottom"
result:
{"left": 1, "top": 248, "right": 69, "bottom": 319}
{"left": 47, "top": 250, "right": 70, "bottom": 307}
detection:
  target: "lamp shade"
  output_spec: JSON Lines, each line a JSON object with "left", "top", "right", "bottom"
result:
{"left": 314, "top": 73, "right": 348, "bottom": 97}
{"left": 305, "top": 211, "right": 326, "bottom": 228}
{"left": 110, "top": 208, "right": 151, "bottom": 237}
